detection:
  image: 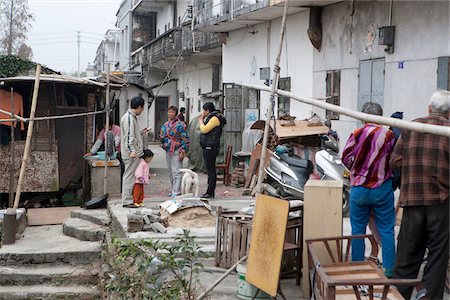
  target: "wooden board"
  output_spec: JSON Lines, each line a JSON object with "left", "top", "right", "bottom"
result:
{"left": 302, "top": 180, "right": 343, "bottom": 296}
{"left": 270, "top": 120, "right": 329, "bottom": 139}
{"left": 27, "top": 207, "right": 79, "bottom": 226}
{"left": 244, "top": 144, "right": 271, "bottom": 188}
{"left": 246, "top": 194, "right": 289, "bottom": 297}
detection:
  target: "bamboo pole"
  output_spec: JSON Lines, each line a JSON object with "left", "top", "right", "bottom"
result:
{"left": 196, "top": 255, "right": 247, "bottom": 300}
{"left": 0, "top": 108, "right": 27, "bottom": 122}
{"left": 240, "top": 83, "right": 450, "bottom": 138}
{"left": 0, "top": 109, "right": 106, "bottom": 123}
{"left": 255, "top": 0, "right": 289, "bottom": 194}
{"left": 13, "top": 65, "right": 41, "bottom": 208}
{"left": 104, "top": 64, "right": 110, "bottom": 195}
{"left": 9, "top": 88, "right": 15, "bottom": 207}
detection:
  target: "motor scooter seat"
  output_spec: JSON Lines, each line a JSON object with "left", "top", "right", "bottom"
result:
{"left": 280, "top": 153, "right": 311, "bottom": 169}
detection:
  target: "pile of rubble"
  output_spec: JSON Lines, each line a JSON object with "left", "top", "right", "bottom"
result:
{"left": 127, "top": 208, "right": 168, "bottom": 233}
{"left": 230, "top": 162, "right": 245, "bottom": 188}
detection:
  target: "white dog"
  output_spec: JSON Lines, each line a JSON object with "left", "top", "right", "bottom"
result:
{"left": 180, "top": 168, "right": 199, "bottom": 197}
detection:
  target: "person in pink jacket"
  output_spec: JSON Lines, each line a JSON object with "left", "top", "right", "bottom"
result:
{"left": 132, "top": 150, "right": 154, "bottom": 207}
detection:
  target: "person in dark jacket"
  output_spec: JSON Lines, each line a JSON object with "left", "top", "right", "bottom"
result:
{"left": 198, "top": 102, "right": 226, "bottom": 198}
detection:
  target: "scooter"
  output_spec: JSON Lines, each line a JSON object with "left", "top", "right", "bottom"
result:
{"left": 263, "top": 134, "right": 350, "bottom": 215}
{"left": 263, "top": 144, "right": 313, "bottom": 200}
{"left": 315, "top": 134, "right": 351, "bottom": 216}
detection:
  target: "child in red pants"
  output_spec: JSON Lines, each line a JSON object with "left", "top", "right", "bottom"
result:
{"left": 132, "top": 149, "right": 154, "bottom": 207}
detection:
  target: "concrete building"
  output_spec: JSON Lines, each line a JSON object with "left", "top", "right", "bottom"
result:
{"left": 93, "top": 29, "right": 120, "bottom": 76}
{"left": 129, "top": 0, "right": 223, "bottom": 139}
{"left": 311, "top": 1, "right": 450, "bottom": 144}
{"left": 194, "top": 0, "right": 340, "bottom": 151}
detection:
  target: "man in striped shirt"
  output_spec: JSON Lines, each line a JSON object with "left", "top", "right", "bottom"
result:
{"left": 342, "top": 102, "right": 396, "bottom": 277}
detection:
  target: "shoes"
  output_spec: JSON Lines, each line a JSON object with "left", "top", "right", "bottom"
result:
{"left": 165, "top": 193, "right": 172, "bottom": 196}
{"left": 200, "top": 193, "right": 214, "bottom": 199}
{"left": 123, "top": 203, "right": 139, "bottom": 208}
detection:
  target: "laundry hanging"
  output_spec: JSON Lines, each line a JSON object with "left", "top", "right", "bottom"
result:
{"left": 0, "top": 90, "right": 25, "bottom": 130}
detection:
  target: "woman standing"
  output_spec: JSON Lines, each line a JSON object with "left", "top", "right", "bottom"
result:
{"left": 198, "top": 102, "right": 226, "bottom": 199}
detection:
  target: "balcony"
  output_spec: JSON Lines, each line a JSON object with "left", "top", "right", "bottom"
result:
{"left": 194, "top": 0, "right": 341, "bottom": 32}
{"left": 182, "top": 23, "right": 223, "bottom": 54}
{"left": 136, "top": 27, "right": 182, "bottom": 67}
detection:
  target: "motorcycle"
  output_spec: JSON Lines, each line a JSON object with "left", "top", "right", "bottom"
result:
{"left": 315, "top": 134, "right": 351, "bottom": 216}
{"left": 263, "top": 133, "right": 350, "bottom": 215}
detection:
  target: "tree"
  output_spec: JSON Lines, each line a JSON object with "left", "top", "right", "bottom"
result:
{"left": 17, "top": 43, "right": 33, "bottom": 60}
{"left": 0, "top": 0, "right": 34, "bottom": 55}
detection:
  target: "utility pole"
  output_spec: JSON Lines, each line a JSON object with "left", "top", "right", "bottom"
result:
{"left": 7, "top": 0, "right": 14, "bottom": 55}
{"left": 77, "top": 31, "right": 81, "bottom": 77}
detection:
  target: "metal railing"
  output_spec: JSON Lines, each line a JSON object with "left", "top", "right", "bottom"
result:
{"left": 194, "top": 0, "right": 270, "bottom": 27}
{"left": 182, "top": 23, "right": 222, "bottom": 53}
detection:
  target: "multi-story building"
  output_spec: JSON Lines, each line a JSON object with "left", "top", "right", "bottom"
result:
{"left": 93, "top": 29, "right": 120, "bottom": 76}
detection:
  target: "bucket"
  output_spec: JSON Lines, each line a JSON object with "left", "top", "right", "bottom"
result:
{"left": 236, "top": 263, "right": 271, "bottom": 300}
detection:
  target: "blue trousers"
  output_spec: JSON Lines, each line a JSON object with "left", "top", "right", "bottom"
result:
{"left": 350, "top": 179, "right": 395, "bottom": 270}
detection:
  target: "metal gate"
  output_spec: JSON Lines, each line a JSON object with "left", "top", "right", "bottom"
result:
{"left": 358, "top": 59, "right": 385, "bottom": 112}
{"left": 223, "top": 83, "right": 259, "bottom": 152}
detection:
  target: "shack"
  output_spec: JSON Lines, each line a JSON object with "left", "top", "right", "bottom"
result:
{"left": 0, "top": 74, "right": 123, "bottom": 206}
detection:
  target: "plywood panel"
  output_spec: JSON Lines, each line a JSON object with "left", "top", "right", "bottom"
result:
{"left": 246, "top": 194, "right": 289, "bottom": 297}
{"left": 27, "top": 207, "right": 78, "bottom": 226}
{"left": 302, "top": 180, "right": 343, "bottom": 296}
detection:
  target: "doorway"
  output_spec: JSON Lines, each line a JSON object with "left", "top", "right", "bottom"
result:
{"left": 154, "top": 96, "right": 169, "bottom": 140}
{"left": 358, "top": 59, "right": 385, "bottom": 112}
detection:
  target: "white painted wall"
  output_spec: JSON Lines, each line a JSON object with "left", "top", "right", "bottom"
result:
{"left": 116, "top": 0, "right": 132, "bottom": 71}
{"left": 177, "top": 0, "right": 190, "bottom": 25}
{"left": 313, "top": 1, "right": 450, "bottom": 144}
{"left": 156, "top": 4, "right": 174, "bottom": 34}
{"left": 222, "top": 9, "right": 314, "bottom": 120}
{"left": 175, "top": 63, "right": 214, "bottom": 119}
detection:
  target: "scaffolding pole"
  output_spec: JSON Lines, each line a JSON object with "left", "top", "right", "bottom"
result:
{"left": 255, "top": 0, "right": 290, "bottom": 194}
{"left": 240, "top": 82, "right": 450, "bottom": 138}
{"left": 104, "top": 64, "right": 111, "bottom": 195}
{"left": 13, "top": 65, "right": 41, "bottom": 209}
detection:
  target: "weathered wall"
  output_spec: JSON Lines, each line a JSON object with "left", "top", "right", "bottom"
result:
{"left": 0, "top": 142, "right": 59, "bottom": 193}
{"left": 222, "top": 9, "right": 314, "bottom": 120}
{"left": 175, "top": 63, "right": 214, "bottom": 120}
{"left": 313, "top": 1, "right": 450, "bottom": 144}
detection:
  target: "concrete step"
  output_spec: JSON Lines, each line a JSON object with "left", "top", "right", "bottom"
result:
{"left": 63, "top": 218, "right": 107, "bottom": 242}
{"left": 0, "top": 285, "right": 100, "bottom": 300}
{"left": 71, "top": 208, "right": 110, "bottom": 226}
{"left": 0, "top": 264, "right": 99, "bottom": 286}
{"left": 0, "top": 226, "right": 102, "bottom": 265}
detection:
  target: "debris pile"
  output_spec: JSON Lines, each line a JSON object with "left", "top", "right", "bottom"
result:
{"left": 127, "top": 208, "right": 167, "bottom": 233}
{"left": 230, "top": 162, "right": 245, "bottom": 188}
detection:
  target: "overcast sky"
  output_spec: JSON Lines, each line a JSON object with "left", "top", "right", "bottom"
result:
{"left": 27, "top": 0, "right": 122, "bottom": 74}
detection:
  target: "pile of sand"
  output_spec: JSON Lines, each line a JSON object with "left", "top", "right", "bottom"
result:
{"left": 161, "top": 207, "right": 216, "bottom": 228}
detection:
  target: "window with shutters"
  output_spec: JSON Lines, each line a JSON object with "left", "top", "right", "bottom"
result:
{"left": 326, "top": 70, "right": 340, "bottom": 120}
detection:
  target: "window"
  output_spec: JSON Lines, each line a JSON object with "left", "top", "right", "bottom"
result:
{"left": 278, "top": 77, "right": 290, "bottom": 117}
{"left": 326, "top": 70, "right": 340, "bottom": 120}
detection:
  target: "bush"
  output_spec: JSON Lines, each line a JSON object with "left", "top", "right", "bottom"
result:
{"left": 104, "top": 229, "right": 209, "bottom": 299}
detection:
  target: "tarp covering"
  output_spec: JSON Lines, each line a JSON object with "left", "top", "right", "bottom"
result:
{"left": 186, "top": 117, "right": 225, "bottom": 172}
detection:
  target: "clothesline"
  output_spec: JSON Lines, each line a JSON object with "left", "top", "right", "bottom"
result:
{"left": 0, "top": 108, "right": 108, "bottom": 123}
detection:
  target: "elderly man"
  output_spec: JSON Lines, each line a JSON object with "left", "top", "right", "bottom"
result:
{"left": 120, "top": 96, "right": 149, "bottom": 207}
{"left": 342, "top": 102, "right": 396, "bottom": 277}
{"left": 391, "top": 90, "right": 450, "bottom": 300}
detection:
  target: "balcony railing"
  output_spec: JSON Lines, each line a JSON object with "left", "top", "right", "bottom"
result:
{"left": 182, "top": 23, "right": 222, "bottom": 53}
{"left": 194, "top": 0, "right": 270, "bottom": 29}
{"left": 138, "top": 27, "right": 182, "bottom": 66}
{"left": 132, "top": 22, "right": 222, "bottom": 67}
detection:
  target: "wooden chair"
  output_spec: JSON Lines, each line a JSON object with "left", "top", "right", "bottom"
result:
{"left": 306, "top": 234, "right": 420, "bottom": 300}
{"left": 282, "top": 201, "right": 303, "bottom": 286}
{"left": 216, "top": 145, "right": 233, "bottom": 186}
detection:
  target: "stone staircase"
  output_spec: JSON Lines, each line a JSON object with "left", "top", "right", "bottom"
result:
{"left": 0, "top": 209, "right": 110, "bottom": 300}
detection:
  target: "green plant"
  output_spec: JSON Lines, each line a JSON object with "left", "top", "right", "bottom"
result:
{"left": 105, "top": 229, "right": 209, "bottom": 300}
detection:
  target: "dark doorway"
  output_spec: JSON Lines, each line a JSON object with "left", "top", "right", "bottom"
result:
{"left": 154, "top": 96, "right": 169, "bottom": 140}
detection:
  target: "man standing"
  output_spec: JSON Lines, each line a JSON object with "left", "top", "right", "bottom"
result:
{"left": 120, "top": 96, "right": 148, "bottom": 207}
{"left": 342, "top": 102, "right": 396, "bottom": 277}
{"left": 198, "top": 102, "right": 226, "bottom": 199}
{"left": 160, "top": 106, "right": 189, "bottom": 197}
{"left": 391, "top": 90, "right": 450, "bottom": 300}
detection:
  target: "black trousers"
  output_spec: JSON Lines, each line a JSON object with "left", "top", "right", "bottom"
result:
{"left": 202, "top": 147, "right": 219, "bottom": 195}
{"left": 393, "top": 201, "right": 449, "bottom": 299}
{"left": 117, "top": 152, "right": 125, "bottom": 193}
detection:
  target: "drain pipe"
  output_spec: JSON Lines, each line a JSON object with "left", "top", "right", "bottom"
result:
{"left": 388, "top": 0, "right": 393, "bottom": 26}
